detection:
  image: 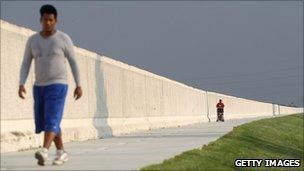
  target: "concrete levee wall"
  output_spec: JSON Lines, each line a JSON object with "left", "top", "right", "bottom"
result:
{"left": 1, "top": 19, "right": 303, "bottom": 153}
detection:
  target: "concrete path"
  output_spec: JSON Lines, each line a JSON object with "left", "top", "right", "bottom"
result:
{"left": 1, "top": 116, "right": 271, "bottom": 170}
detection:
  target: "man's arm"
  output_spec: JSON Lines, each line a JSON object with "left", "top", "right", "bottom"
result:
{"left": 19, "top": 37, "right": 33, "bottom": 86}
{"left": 63, "top": 34, "right": 82, "bottom": 100}
{"left": 63, "top": 34, "right": 81, "bottom": 87}
{"left": 18, "top": 37, "right": 33, "bottom": 99}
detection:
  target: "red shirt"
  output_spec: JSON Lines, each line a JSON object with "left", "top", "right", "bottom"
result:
{"left": 216, "top": 102, "right": 225, "bottom": 109}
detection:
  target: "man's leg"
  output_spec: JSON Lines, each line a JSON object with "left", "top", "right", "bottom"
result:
{"left": 43, "top": 84, "right": 67, "bottom": 150}
{"left": 43, "top": 131, "right": 56, "bottom": 149}
{"left": 33, "top": 85, "right": 49, "bottom": 166}
{"left": 53, "top": 131, "right": 64, "bottom": 150}
{"left": 44, "top": 84, "right": 69, "bottom": 165}
{"left": 53, "top": 130, "right": 68, "bottom": 165}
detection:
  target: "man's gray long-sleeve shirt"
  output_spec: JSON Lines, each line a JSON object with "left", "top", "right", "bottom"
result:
{"left": 19, "top": 29, "right": 81, "bottom": 87}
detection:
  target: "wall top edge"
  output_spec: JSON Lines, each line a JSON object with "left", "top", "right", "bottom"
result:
{"left": 1, "top": 19, "right": 300, "bottom": 109}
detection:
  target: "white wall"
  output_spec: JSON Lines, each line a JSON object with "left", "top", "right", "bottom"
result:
{"left": 1, "top": 19, "right": 303, "bottom": 153}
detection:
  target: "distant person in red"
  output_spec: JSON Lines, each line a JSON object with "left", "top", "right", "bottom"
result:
{"left": 216, "top": 99, "right": 225, "bottom": 122}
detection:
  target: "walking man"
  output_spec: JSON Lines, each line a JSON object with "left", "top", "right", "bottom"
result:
{"left": 18, "top": 4, "right": 82, "bottom": 166}
{"left": 216, "top": 99, "right": 225, "bottom": 122}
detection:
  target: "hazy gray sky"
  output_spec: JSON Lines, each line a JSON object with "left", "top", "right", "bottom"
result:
{"left": 1, "top": 1, "right": 303, "bottom": 107}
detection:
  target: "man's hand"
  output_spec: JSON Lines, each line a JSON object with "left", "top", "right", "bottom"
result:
{"left": 18, "top": 85, "right": 26, "bottom": 99}
{"left": 74, "top": 86, "right": 82, "bottom": 100}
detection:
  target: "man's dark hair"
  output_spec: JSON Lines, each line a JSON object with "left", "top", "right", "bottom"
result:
{"left": 40, "top": 4, "right": 57, "bottom": 19}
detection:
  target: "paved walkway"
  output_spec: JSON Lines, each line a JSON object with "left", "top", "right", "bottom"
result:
{"left": 1, "top": 116, "right": 271, "bottom": 170}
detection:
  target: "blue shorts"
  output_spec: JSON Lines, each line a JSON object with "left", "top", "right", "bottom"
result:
{"left": 33, "top": 83, "right": 68, "bottom": 134}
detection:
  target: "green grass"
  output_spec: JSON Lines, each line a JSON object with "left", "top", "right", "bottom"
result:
{"left": 140, "top": 113, "right": 304, "bottom": 171}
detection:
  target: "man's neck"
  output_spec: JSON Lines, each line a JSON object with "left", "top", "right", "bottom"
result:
{"left": 40, "top": 29, "right": 56, "bottom": 38}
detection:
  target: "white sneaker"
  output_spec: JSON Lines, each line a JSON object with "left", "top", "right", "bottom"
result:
{"left": 35, "top": 147, "right": 48, "bottom": 166}
{"left": 53, "top": 149, "right": 68, "bottom": 165}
